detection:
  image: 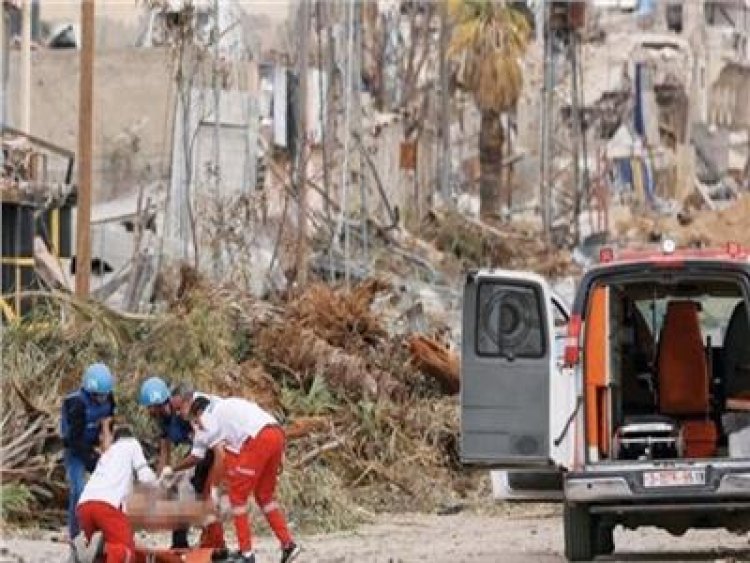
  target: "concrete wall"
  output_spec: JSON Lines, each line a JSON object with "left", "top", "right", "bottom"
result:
{"left": 39, "top": 1, "right": 292, "bottom": 24}
{"left": 711, "top": 63, "right": 750, "bottom": 127}
{"left": 5, "top": 48, "right": 173, "bottom": 200}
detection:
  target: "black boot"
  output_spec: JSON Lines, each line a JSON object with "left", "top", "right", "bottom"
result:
{"left": 171, "top": 528, "right": 190, "bottom": 549}
{"left": 280, "top": 542, "right": 301, "bottom": 563}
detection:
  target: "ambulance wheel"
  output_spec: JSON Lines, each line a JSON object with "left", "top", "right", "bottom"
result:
{"left": 563, "top": 502, "right": 594, "bottom": 561}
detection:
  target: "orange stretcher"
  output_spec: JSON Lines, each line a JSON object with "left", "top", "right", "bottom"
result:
{"left": 133, "top": 546, "right": 231, "bottom": 563}
{"left": 127, "top": 486, "right": 232, "bottom": 562}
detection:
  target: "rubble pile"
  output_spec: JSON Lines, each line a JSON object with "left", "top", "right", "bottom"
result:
{"left": 421, "top": 209, "right": 579, "bottom": 277}
{"left": 668, "top": 195, "right": 750, "bottom": 248}
{"left": 0, "top": 273, "right": 473, "bottom": 532}
{"left": 614, "top": 195, "right": 750, "bottom": 249}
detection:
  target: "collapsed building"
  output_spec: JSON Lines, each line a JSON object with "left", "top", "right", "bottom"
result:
{"left": 536, "top": 0, "right": 750, "bottom": 233}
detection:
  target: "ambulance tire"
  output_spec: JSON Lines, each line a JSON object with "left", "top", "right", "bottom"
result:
{"left": 563, "top": 502, "right": 593, "bottom": 561}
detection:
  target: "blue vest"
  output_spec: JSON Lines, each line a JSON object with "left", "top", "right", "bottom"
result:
{"left": 160, "top": 413, "right": 192, "bottom": 446}
{"left": 60, "top": 389, "right": 113, "bottom": 445}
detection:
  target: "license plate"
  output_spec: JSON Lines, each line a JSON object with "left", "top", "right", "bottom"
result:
{"left": 643, "top": 469, "right": 706, "bottom": 488}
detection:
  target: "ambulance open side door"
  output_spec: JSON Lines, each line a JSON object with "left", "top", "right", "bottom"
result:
{"left": 460, "top": 269, "right": 569, "bottom": 468}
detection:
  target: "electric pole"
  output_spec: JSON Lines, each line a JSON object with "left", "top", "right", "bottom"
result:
{"left": 341, "top": 0, "right": 354, "bottom": 289}
{"left": 211, "top": 0, "right": 223, "bottom": 278}
{"left": 438, "top": 0, "right": 451, "bottom": 203}
{"left": 76, "top": 0, "right": 95, "bottom": 297}
{"left": 295, "top": 0, "right": 310, "bottom": 285}
{"left": 21, "top": 0, "right": 31, "bottom": 132}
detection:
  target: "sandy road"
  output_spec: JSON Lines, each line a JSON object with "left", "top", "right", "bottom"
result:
{"left": 3, "top": 506, "right": 750, "bottom": 562}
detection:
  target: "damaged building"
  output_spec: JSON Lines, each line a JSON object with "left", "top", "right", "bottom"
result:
{"left": 528, "top": 0, "right": 750, "bottom": 238}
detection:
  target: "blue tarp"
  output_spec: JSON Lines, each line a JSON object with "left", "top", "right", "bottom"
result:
{"left": 616, "top": 158, "right": 633, "bottom": 189}
{"left": 612, "top": 156, "right": 655, "bottom": 204}
{"left": 634, "top": 62, "right": 646, "bottom": 139}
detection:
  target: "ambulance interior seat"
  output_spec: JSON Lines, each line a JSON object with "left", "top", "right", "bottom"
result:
{"left": 723, "top": 301, "right": 750, "bottom": 400}
{"left": 656, "top": 300, "right": 717, "bottom": 458}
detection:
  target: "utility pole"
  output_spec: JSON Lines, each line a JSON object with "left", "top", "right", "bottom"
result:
{"left": 0, "top": 5, "right": 4, "bottom": 325}
{"left": 539, "top": 0, "right": 586, "bottom": 248}
{"left": 317, "top": 0, "right": 336, "bottom": 282}
{"left": 211, "top": 0, "right": 222, "bottom": 278}
{"left": 1, "top": 3, "right": 5, "bottom": 136}
{"left": 438, "top": 0, "right": 451, "bottom": 203}
{"left": 539, "top": 0, "right": 552, "bottom": 243}
{"left": 353, "top": 2, "right": 367, "bottom": 270}
{"left": 21, "top": 0, "right": 31, "bottom": 132}
{"left": 295, "top": 0, "right": 310, "bottom": 285}
{"left": 212, "top": 0, "right": 221, "bottom": 196}
{"left": 340, "top": 0, "right": 354, "bottom": 289}
{"left": 76, "top": 0, "right": 95, "bottom": 297}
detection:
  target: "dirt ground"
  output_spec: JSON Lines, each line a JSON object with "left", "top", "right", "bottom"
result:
{"left": 3, "top": 503, "right": 750, "bottom": 563}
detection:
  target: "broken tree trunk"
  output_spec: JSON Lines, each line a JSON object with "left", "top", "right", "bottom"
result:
{"left": 407, "top": 334, "right": 460, "bottom": 395}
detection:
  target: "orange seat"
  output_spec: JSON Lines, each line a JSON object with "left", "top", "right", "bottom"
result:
{"left": 681, "top": 420, "right": 718, "bottom": 458}
{"left": 657, "top": 300, "right": 717, "bottom": 457}
{"left": 657, "top": 301, "right": 710, "bottom": 414}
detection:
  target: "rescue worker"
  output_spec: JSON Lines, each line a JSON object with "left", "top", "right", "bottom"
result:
{"left": 137, "top": 376, "right": 224, "bottom": 549}
{"left": 188, "top": 395, "right": 301, "bottom": 563}
{"left": 73, "top": 424, "right": 160, "bottom": 563}
{"left": 60, "top": 363, "right": 116, "bottom": 540}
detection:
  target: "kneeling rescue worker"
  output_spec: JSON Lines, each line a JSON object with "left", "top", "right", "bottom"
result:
{"left": 188, "top": 395, "right": 301, "bottom": 563}
{"left": 138, "top": 376, "right": 225, "bottom": 549}
{"left": 61, "top": 363, "right": 116, "bottom": 540}
{"left": 72, "top": 424, "right": 160, "bottom": 563}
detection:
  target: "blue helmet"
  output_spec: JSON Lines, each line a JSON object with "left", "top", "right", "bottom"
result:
{"left": 139, "top": 376, "right": 170, "bottom": 407}
{"left": 82, "top": 363, "right": 114, "bottom": 394}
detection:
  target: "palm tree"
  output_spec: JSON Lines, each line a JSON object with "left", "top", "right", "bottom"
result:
{"left": 448, "top": 0, "right": 531, "bottom": 220}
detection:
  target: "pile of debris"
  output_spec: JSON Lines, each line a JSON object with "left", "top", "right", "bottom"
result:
{"left": 0, "top": 273, "right": 472, "bottom": 532}
{"left": 420, "top": 209, "right": 578, "bottom": 278}
{"left": 614, "top": 194, "right": 750, "bottom": 249}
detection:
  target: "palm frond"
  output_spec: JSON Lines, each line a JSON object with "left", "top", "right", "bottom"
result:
{"left": 448, "top": 0, "right": 531, "bottom": 111}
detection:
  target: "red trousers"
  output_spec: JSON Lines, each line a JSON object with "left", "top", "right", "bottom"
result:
{"left": 77, "top": 500, "right": 135, "bottom": 563}
{"left": 225, "top": 425, "right": 292, "bottom": 552}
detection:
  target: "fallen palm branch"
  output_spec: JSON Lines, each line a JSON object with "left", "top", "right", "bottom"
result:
{"left": 258, "top": 324, "right": 405, "bottom": 401}
{"left": 285, "top": 416, "right": 332, "bottom": 440}
{"left": 285, "top": 281, "right": 390, "bottom": 351}
{"left": 293, "top": 437, "right": 346, "bottom": 469}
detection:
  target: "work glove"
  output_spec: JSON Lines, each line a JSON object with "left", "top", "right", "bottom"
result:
{"left": 158, "top": 466, "right": 177, "bottom": 489}
{"left": 210, "top": 486, "right": 232, "bottom": 520}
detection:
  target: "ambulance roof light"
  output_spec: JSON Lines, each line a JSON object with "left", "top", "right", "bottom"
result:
{"left": 661, "top": 239, "right": 676, "bottom": 255}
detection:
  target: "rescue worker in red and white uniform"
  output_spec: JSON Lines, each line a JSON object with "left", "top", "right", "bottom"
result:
{"left": 164, "top": 383, "right": 226, "bottom": 548}
{"left": 73, "top": 424, "right": 159, "bottom": 563}
{"left": 187, "top": 396, "right": 301, "bottom": 563}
